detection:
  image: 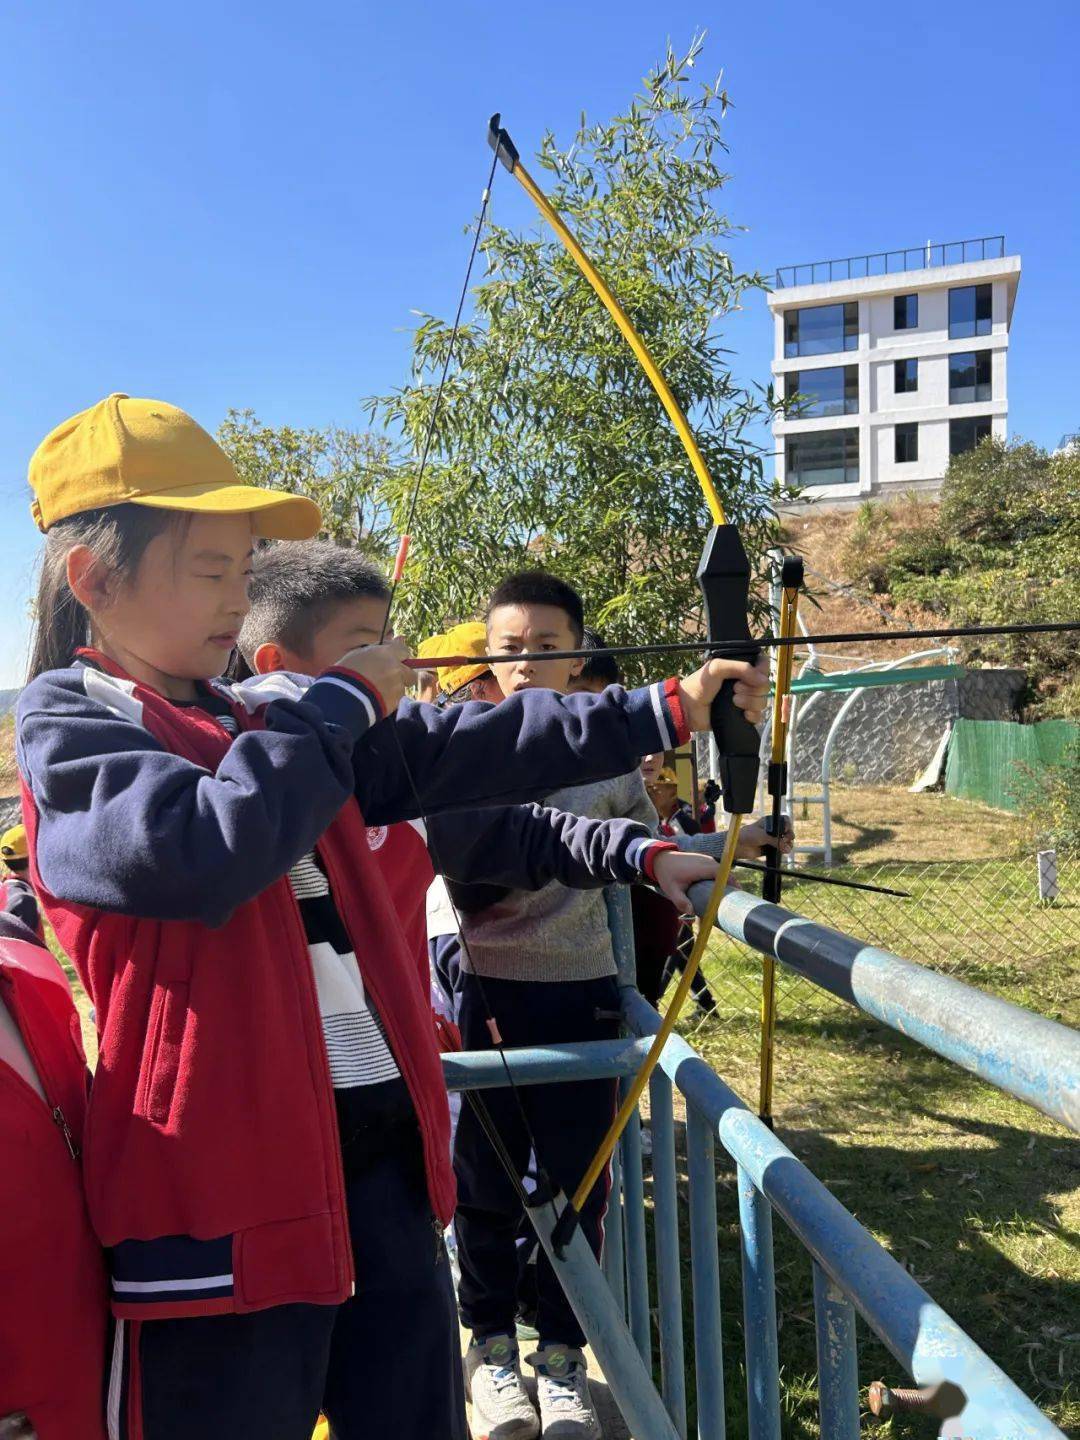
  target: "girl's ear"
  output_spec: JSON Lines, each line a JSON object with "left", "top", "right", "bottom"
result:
{"left": 66, "top": 545, "right": 114, "bottom": 610}
{"left": 253, "top": 641, "right": 286, "bottom": 675}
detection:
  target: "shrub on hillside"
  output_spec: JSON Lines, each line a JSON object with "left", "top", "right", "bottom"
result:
{"left": 882, "top": 437, "right": 1080, "bottom": 718}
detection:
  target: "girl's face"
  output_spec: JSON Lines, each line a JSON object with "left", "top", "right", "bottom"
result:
{"left": 72, "top": 513, "right": 255, "bottom": 698}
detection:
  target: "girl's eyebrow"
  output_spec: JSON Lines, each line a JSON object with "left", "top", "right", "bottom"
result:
{"left": 192, "top": 549, "right": 256, "bottom": 563}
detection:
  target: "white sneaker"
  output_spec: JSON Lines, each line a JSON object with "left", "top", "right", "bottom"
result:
{"left": 466, "top": 1334, "right": 540, "bottom": 1440}
{"left": 528, "top": 1343, "right": 602, "bottom": 1439}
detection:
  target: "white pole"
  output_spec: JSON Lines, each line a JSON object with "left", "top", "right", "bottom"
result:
{"left": 1037, "top": 850, "right": 1059, "bottom": 904}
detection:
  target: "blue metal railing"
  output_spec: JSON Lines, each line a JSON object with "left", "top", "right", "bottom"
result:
{"left": 443, "top": 885, "right": 1072, "bottom": 1438}
{"left": 707, "top": 886, "right": 1080, "bottom": 1135}
{"left": 774, "top": 235, "right": 1007, "bottom": 290}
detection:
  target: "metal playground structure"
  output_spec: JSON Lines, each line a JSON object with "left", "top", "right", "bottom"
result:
{"left": 444, "top": 886, "right": 1079, "bottom": 1439}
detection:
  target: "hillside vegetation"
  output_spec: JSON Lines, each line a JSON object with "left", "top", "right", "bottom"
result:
{"left": 780, "top": 436, "right": 1080, "bottom": 720}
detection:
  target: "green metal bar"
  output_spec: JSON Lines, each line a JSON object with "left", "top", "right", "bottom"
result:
{"left": 789, "top": 663, "right": 964, "bottom": 695}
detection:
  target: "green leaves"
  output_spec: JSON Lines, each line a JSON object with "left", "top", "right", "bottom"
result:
{"left": 218, "top": 408, "right": 398, "bottom": 558}
{"left": 363, "top": 37, "right": 781, "bottom": 675}
{"left": 219, "top": 40, "right": 784, "bottom": 677}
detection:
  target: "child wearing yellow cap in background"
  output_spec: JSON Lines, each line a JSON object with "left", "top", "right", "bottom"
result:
{"left": 17, "top": 394, "right": 763, "bottom": 1440}
{"left": 416, "top": 622, "right": 502, "bottom": 1018}
{"left": 0, "top": 824, "right": 41, "bottom": 942}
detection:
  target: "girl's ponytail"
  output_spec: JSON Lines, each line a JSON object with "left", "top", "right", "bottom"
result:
{"left": 26, "top": 505, "right": 178, "bottom": 682}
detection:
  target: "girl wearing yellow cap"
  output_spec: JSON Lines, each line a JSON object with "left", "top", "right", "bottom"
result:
{"left": 16, "top": 395, "right": 768, "bottom": 1439}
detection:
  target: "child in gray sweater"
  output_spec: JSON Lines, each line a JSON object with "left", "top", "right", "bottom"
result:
{"left": 451, "top": 574, "right": 768, "bottom": 1440}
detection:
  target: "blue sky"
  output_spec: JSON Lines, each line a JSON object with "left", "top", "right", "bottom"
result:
{"left": 1, "top": 0, "right": 1076, "bottom": 687}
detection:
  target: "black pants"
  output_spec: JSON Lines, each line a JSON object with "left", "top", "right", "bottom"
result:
{"left": 111, "top": 1142, "right": 467, "bottom": 1440}
{"left": 452, "top": 972, "right": 619, "bottom": 1349}
{"left": 630, "top": 884, "right": 682, "bottom": 1007}
{"left": 663, "top": 925, "right": 718, "bottom": 1011}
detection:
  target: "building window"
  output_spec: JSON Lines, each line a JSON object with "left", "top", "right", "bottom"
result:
{"left": 895, "top": 423, "right": 919, "bottom": 464}
{"left": 894, "top": 358, "right": 918, "bottom": 393}
{"left": 949, "top": 350, "right": 992, "bottom": 404}
{"left": 784, "top": 303, "right": 859, "bottom": 358}
{"left": 949, "top": 284, "right": 992, "bottom": 339}
{"left": 894, "top": 294, "right": 918, "bottom": 330}
{"left": 949, "top": 416, "right": 992, "bottom": 456}
{"left": 785, "top": 365, "right": 858, "bottom": 417}
{"left": 786, "top": 428, "right": 859, "bottom": 488}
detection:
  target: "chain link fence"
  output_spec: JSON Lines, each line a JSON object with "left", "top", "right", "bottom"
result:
{"left": 681, "top": 824, "right": 1080, "bottom": 1041}
{"left": 680, "top": 635, "right": 1080, "bottom": 1036}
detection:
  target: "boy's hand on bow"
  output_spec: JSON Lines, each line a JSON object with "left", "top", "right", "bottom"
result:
{"left": 738, "top": 816, "right": 794, "bottom": 860}
{"left": 651, "top": 850, "right": 723, "bottom": 916}
{"left": 334, "top": 638, "right": 414, "bottom": 715}
{"left": 678, "top": 654, "right": 769, "bottom": 732}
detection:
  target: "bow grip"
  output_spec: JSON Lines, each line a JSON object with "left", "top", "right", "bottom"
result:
{"left": 697, "top": 524, "right": 761, "bottom": 816}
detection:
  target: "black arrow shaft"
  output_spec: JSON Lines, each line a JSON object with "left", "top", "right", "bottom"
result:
{"left": 405, "top": 619, "right": 1080, "bottom": 670}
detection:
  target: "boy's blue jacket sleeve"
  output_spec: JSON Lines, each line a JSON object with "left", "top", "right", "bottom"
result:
{"left": 426, "top": 805, "right": 661, "bottom": 893}
{"left": 17, "top": 667, "right": 365, "bottom": 927}
{"left": 355, "top": 680, "right": 687, "bottom": 824}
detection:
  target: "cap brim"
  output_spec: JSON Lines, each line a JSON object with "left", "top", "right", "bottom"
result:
{"left": 129, "top": 481, "right": 321, "bottom": 540}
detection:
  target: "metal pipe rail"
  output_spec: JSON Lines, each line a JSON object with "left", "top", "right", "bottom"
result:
{"left": 620, "top": 989, "right": 1064, "bottom": 1439}
{"left": 440, "top": 887, "right": 1070, "bottom": 1437}
{"left": 701, "top": 884, "right": 1080, "bottom": 1134}
{"left": 443, "top": 1024, "right": 1064, "bottom": 1438}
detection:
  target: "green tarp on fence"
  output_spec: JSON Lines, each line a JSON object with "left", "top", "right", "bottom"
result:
{"left": 945, "top": 718, "right": 1080, "bottom": 812}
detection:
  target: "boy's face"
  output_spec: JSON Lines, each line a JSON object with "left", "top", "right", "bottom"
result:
{"left": 486, "top": 602, "right": 583, "bottom": 700}
{"left": 259, "top": 595, "right": 390, "bottom": 675}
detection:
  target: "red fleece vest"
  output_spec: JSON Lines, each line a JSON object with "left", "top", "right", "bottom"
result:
{"left": 22, "top": 657, "right": 454, "bottom": 1320}
{"left": 0, "top": 935, "right": 108, "bottom": 1437}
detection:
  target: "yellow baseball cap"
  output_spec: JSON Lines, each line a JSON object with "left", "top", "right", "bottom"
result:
{"left": 29, "top": 393, "right": 321, "bottom": 540}
{"left": 417, "top": 621, "right": 491, "bottom": 697}
{"left": 1, "top": 823, "right": 28, "bottom": 866}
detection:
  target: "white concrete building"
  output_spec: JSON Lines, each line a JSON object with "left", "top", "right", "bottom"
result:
{"left": 768, "top": 237, "right": 1021, "bottom": 504}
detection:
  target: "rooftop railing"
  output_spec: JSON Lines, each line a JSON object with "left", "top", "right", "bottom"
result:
{"left": 774, "top": 236, "right": 1007, "bottom": 290}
